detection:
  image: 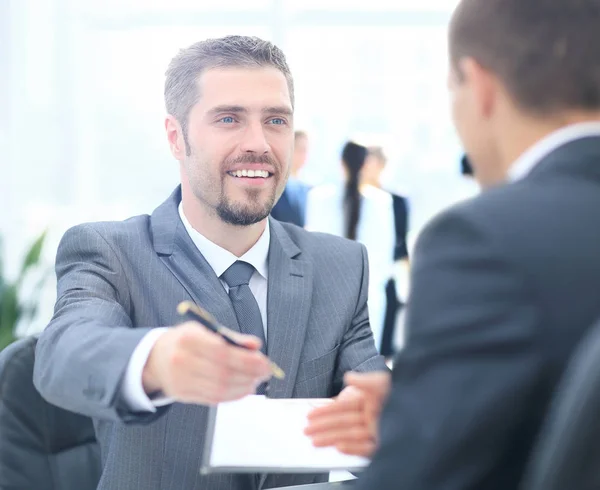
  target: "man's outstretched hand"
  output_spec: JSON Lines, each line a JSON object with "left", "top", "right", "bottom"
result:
{"left": 305, "top": 371, "right": 392, "bottom": 457}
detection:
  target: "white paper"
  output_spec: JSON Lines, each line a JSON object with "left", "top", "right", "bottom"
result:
{"left": 207, "top": 395, "right": 370, "bottom": 471}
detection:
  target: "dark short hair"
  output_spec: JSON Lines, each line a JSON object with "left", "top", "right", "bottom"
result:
{"left": 341, "top": 142, "right": 368, "bottom": 241}
{"left": 165, "top": 35, "right": 294, "bottom": 150}
{"left": 449, "top": 0, "right": 600, "bottom": 115}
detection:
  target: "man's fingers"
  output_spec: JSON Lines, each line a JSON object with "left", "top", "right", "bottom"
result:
{"left": 186, "top": 330, "right": 270, "bottom": 380}
{"left": 179, "top": 323, "right": 263, "bottom": 358}
{"left": 307, "top": 397, "right": 362, "bottom": 420}
{"left": 220, "top": 327, "right": 263, "bottom": 351}
{"left": 170, "top": 352, "right": 264, "bottom": 399}
{"left": 304, "top": 411, "right": 363, "bottom": 436}
{"left": 336, "top": 441, "right": 377, "bottom": 458}
{"left": 310, "top": 427, "right": 373, "bottom": 447}
{"left": 223, "top": 347, "right": 272, "bottom": 379}
{"left": 336, "top": 385, "right": 363, "bottom": 401}
{"left": 155, "top": 322, "right": 271, "bottom": 404}
{"left": 344, "top": 371, "right": 392, "bottom": 396}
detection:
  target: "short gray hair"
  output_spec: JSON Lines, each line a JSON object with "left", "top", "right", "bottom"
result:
{"left": 165, "top": 35, "right": 294, "bottom": 147}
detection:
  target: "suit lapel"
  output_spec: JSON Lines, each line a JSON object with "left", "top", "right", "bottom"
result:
{"left": 259, "top": 220, "right": 313, "bottom": 490}
{"left": 150, "top": 187, "right": 239, "bottom": 332}
{"left": 152, "top": 192, "right": 315, "bottom": 490}
{"left": 264, "top": 218, "right": 313, "bottom": 399}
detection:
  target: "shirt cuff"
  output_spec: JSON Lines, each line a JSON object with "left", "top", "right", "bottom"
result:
{"left": 121, "top": 327, "right": 173, "bottom": 412}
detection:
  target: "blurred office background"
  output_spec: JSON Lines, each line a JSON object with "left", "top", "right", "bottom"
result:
{"left": 0, "top": 0, "right": 477, "bottom": 338}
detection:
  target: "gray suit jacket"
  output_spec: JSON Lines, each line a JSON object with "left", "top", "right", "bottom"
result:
{"left": 33, "top": 187, "right": 386, "bottom": 490}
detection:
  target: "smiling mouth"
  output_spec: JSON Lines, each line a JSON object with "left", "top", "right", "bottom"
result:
{"left": 227, "top": 169, "right": 273, "bottom": 178}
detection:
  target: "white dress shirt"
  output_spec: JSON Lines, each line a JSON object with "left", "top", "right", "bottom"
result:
{"left": 509, "top": 122, "right": 600, "bottom": 181}
{"left": 121, "top": 204, "right": 270, "bottom": 412}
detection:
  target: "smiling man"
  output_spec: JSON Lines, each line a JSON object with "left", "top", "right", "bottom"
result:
{"left": 33, "top": 36, "right": 386, "bottom": 490}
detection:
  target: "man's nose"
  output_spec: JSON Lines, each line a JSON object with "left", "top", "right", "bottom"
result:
{"left": 240, "top": 122, "right": 271, "bottom": 154}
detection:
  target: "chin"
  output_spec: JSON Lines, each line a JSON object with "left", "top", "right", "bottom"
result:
{"left": 217, "top": 201, "right": 273, "bottom": 227}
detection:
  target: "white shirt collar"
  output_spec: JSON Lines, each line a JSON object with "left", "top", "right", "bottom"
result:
{"left": 509, "top": 122, "right": 600, "bottom": 182}
{"left": 177, "top": 203, "right": 270, "bottom": 280}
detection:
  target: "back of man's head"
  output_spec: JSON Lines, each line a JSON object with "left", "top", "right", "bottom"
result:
{"left": 449, "top": 0, "right": 600, "bottom": 116}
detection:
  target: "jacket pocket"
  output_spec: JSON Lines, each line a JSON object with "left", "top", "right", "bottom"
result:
{"left": 294, "top": 345, "right": 339, "bottom": 386}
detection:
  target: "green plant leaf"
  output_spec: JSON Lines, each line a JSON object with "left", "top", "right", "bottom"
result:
{"left": 19, "top": 230, "right": 47, "bottom": 280}
{"left": 0, "top": 274, "right": 5, "bottom": 311}
{"left": 0, "top": 325, "right": 16, "bottom": 351}
{"left": 0, "top": 230, "right": 51, "bottom": 352}
{"left": 0, "top": 284, "right": 19, "bottom": 346}
{"left": 0, "top": 234, "right": 4, "bottom": 288}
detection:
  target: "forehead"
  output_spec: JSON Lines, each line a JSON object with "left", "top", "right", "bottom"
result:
{"left": 194, "top": 66, "right": 292, "bottom": 112}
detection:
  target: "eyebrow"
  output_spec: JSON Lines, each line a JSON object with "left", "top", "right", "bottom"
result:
{"left": 207, "top": 105, "right": 293, "bottom": 116}
{"left": 208, "top": 105, "right": 247, "bottom": 115}
{"left": 262, "top": 106, "right": 293, "bottom": 116}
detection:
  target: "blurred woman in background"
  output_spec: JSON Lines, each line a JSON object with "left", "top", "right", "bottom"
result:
{"left": 305, "top": 141, "right": 395, "bottom": 351}
{"left": 362, "top": 146, "right": 410, "bottom": 356}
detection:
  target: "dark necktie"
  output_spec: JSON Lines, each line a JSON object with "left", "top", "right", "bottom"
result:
{"left": 221, "top": 261, "right": 267, "bottom": 395}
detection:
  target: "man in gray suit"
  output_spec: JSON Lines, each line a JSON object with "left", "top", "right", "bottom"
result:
{"left": 306, "top": 0, "right": 600, "bottom": 488}
{"left": 33, "top": 36, "right": 385, "bottom": 490}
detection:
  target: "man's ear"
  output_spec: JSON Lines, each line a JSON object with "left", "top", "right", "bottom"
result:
{"left": 460, "top": 57, "right": 497, "bottom": 119}
{"left": 165, "top": 115, "right": 187, "bottom": 160}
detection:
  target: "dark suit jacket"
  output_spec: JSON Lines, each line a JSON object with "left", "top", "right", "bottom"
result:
{"left": 391, "top": 193, "right": 409, "bottom": 261}
{"left": 380, "top": 192, "right": 409, "bottom": 355}
{"left": 33, "top": 187, "right": 386, "bottom": 490}
{"left": 356, "top": 136, "right": 600, "bottom": 489}
{"left": 271, "top": 178, "right": 310, "bottom": 227}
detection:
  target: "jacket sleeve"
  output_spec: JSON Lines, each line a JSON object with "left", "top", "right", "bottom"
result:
{"left": 357, "top": 207, "right": 542, "bottom": 489}
{"left": 334, "top": 243, "right": 388, "bottom": 395}
{"left": 33, "top": 224, "right": 170, "bottom": 424}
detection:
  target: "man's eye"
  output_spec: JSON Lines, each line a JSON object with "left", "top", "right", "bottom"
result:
{"left": 268, "top": 118, "right": 286, "bottom": 125}
{"left": 220, "top": 116, "right": 236, "bottom": 124}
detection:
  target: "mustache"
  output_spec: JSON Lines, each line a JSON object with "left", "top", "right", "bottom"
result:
{"left": 225, "top": 154, "right": 277, "bottom": 166}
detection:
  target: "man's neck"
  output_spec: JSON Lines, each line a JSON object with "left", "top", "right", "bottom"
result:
{"left": 499, "top": 111, "right": 600, "bottom": 175}
{"left": 181, "top": 196, "right": 267, "bottom": 258}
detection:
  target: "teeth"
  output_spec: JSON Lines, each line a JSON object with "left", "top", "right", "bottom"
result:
{"left": 230, "top": 170, "right": 270, "bottom": 178}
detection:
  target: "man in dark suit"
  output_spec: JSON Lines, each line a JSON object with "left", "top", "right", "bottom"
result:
{"left": 306, "top": 0, "right": 600, "bottom": 488}
{"left": 33, "top": 36, "right": 385, "bottom": 490}
{"left": 270, "top": 130, "right": 310, "bottom": 227}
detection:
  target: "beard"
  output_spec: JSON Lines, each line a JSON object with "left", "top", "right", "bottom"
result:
{"left": 187, "top": 151, "right": 286, "bottom": 227}
{"left": 216, "top": 187, "right": 276, "bottom": 226}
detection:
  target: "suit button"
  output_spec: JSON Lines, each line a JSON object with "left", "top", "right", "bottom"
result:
{"left": 83, "top": 376, "right": 105, "bottom": 400}
{"left": 83, "top": 387, "right": 105, "bottom": 400}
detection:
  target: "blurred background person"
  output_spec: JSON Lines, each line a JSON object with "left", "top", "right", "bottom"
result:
{"left": 456, "top": 153, "right": 480, "bottom": 199}
{"left": 306, "top": 141, "right": 395, "bottom": 351}
{"left": 270, "top": 130, "right": 311, "bottom": 227}
{"left": 362, "top": 146, "right": 409, "bottom": 261}
{"left": 362, "top": 146, "right": 409, "bottom": 357}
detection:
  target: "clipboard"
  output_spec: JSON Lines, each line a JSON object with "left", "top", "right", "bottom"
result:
{"left": 201, "top": 395, "right": 370, "bottom": 474}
